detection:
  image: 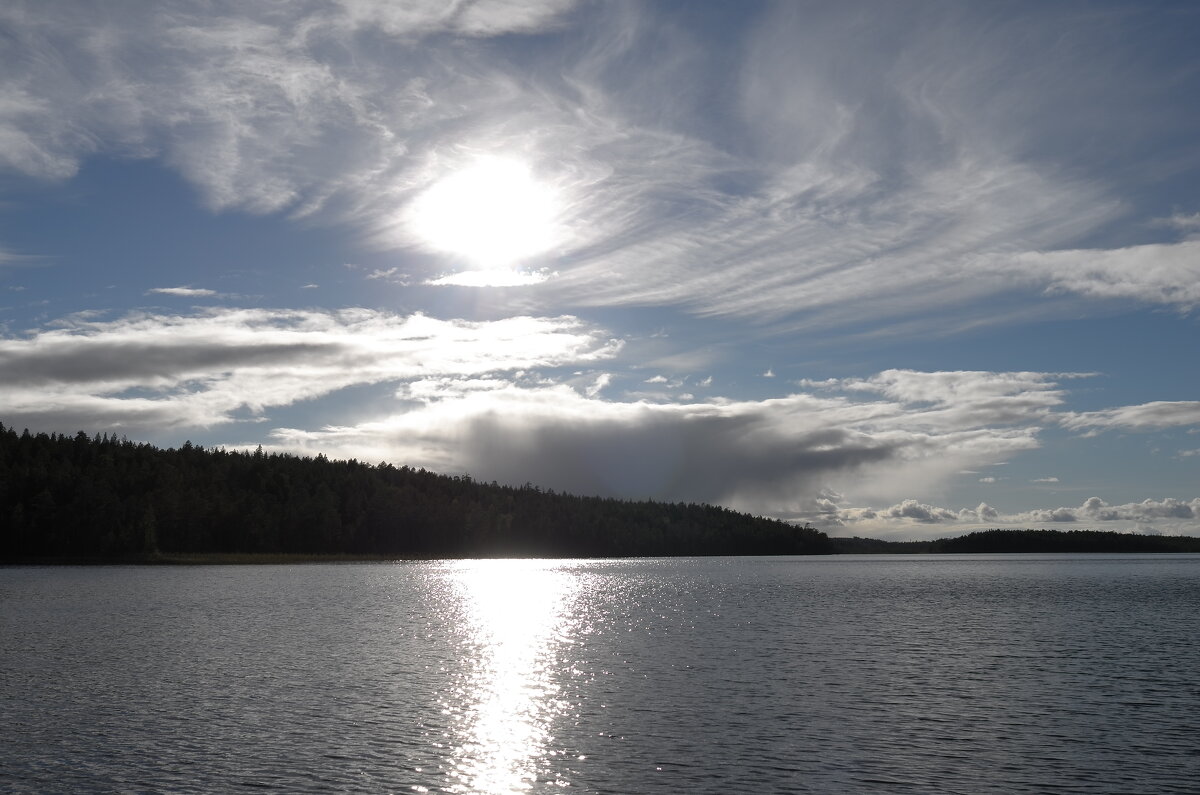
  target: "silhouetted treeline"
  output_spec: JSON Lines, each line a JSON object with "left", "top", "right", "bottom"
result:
{"left": 933, "top": 528, "right": 1200, "bottom": 553}
{"left": 827, "top": 536, "right": 936, "bottom": 554}
{"left": 6, "top": 425, "right": 1196, "bottom": 561}
{"left": 829, "top": 528, "right": 1200, "bottom": 554}
{"left": 0, "top": 424, "right": 831, "bottom": 559}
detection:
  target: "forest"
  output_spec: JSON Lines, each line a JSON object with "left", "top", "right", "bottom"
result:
{"left": 3, "top": 424, "right": 1198, "bottom": 561}
{"left": 0, "top": 424, "right": 831, "bottom": 560}
{"left": 829, "top": 529, "right": 1200, "bottom": 554}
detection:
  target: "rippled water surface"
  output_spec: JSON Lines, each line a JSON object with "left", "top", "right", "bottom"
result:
{"left": 2, "top": 555, "right": 1198, "bottom": 793}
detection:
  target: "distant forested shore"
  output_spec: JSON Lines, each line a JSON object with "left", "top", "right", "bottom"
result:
{"left": 2, "top": 424, "right": 1198, "bottom": 562}
{"left": 830, "top": 529, "right": 1200, "bottom": 554}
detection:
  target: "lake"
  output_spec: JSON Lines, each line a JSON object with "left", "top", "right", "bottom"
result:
{"left": 2, "top": 555, "right": 1198, "bottom": 793}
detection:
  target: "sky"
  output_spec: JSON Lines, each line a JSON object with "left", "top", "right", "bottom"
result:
{"left": 1, "top": 0, "right": 1199, "bottom": 539}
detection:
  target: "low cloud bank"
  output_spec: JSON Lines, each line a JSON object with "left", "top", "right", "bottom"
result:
{"left": 0, "top": 308, "right": 616, "bottom": 433}
{"left": 3, "top": 311, "right": 1198, "bottom": 536}
{"left": 828, "top": 496, "right": 1200, "bottom": 538}
{"left": 260, "top": 366, "right": 1079, "bottom": 518}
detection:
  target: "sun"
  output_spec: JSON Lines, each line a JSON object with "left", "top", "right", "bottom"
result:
{"left": 405, "top": 156, "right": 561, "bottom": 269}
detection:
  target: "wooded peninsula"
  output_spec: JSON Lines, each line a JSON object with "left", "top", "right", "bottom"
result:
{"left": 3, "top": 424, "right": 1198, "bottom": 562}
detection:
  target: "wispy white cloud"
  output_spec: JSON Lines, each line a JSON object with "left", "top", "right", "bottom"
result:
{"left": 525, "top": 3, "right": 1192, "bottom": 325}
{"left": 1002, "top": 241, "right": 1200, "bottom": 309}
{"left": 0, "top": 247, "right": 42, "bottom": 271}
{"left": 1032, "top": 476, "right": 1060, "bottom": 483}
{"left": 1, "top": 2, "right": 1195, "bottom": 331}
{"left": 332, "top": 0, "right": 578, "bottom": 38}
{"left": 364, "top": 268, "right": 404, "bottom": 281}
{"left": 584, "top": 372, "right": 611, "bottom": 398}
{"left": 146, "top": 286, "right": 217, "bottom": 297}
{"left": 1156, "top": 211, "right": 1200, "bottom": 232}
{"left": 0, "top": 0, "right": 585, "bottom": 225}
{"left": 0, "top": 308, "right": 617, "bottom": 432}
{"left": 806, "top": 369, "right": 1075, "bottom": 431}
{"left": 427, "top": 269, "right": 551, "bottom": 287}
{"left": 1060, "top": 401, "right": 1200, "bottom": 433}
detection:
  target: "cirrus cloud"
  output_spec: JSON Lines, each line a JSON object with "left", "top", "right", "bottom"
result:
{"left": 2, "top": 1, "right": 1197, "bottom": 331}
{"left": 146, "top": 286, "right": 218, "bottom": 297}
{"left": 1060, "top": 401, "right": 1200, "bottom": 433}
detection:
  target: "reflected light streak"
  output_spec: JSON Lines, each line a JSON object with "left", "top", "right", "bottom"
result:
{"left": 445, "top": 560, "right": 580, "bottom": 794}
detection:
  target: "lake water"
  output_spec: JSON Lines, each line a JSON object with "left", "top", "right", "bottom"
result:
{"left": 2, "top": 555, "right": 1198, "bottom": 793}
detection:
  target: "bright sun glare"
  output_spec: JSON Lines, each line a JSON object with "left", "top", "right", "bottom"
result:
{"left": 406, "top": 156, "right": 560, "bottom": 270}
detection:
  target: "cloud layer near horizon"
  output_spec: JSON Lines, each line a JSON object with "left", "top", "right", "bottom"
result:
{"left": 0, "top": 308, "right": 617, "bottom": 431}
{"left": 831, "top": 496, "right": 1200, "bottom": 539}
{"left": 2, "top": 305, "right": 1198, "bottom": 535}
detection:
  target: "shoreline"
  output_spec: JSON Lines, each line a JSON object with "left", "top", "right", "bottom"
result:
{"left": 6, "top": 548, "right": 1200, "bottom": 565}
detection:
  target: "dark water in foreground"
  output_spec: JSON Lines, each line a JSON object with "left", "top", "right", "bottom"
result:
{"left": 2, "top": 555, "right": 1198, "bottom": 793}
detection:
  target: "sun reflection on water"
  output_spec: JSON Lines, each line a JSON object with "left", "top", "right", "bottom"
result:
{"left": 442, "top": 560, "right": 580, "bottom": 794}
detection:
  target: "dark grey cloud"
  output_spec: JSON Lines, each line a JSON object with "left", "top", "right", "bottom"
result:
{"left": 460, "top": 413, "right": 898, "bottom": 505}
{"left": 263, "top": 371, "right": 1066, "bottom": 520}
{"left": 882, "top": 499, "right": 958, "bottom": 524}
{"left": 0, "top": 342, "right": 339, "bottom": 387}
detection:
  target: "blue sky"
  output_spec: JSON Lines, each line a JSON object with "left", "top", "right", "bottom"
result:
{"left": 2, "top": 0, "right": 1198, "bottom": 538}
